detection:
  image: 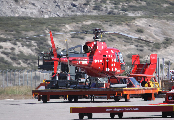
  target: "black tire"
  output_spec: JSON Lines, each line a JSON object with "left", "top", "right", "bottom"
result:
{"left": 144, "top": 97, "right": 148, "bottom": 101}
{"left": 68, "top": 95, "right": 73, "bottom": 102}
{"left": 171, "top": 114, "right": 174, "bottom": 118}
{"left": 79, "top": 113, "right": 84, "bottom": 119}
{"left": 110, "top": 113, "right": 115, "bottom": 119}
{"left": 162, "top": 112, "right": 167, "bottom": 118}
{"left": 143, "top": 94, "right": 148, "bottom": 101}
{"left": 88, "top": 113, "right": 92, "bottom": 119}
{"left": 118, "top": 113, "right": 123, "bottom": 119}
{"left": 141, "top": 81, "right": 147, "bottom": 87}
{"left": 42, "top": 95, "right": 47, "bottom": 103}
{"left": 125, "top": 95, "right": 130, "bottom": 102}
{"left": 74, "top": 96, "right": 78, "bottom": 102}
{"left": 114, "top": 96, "right": 119, "bottom": 102}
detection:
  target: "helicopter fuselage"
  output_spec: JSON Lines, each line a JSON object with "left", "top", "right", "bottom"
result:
{"left": 58, "top": 41, "right": 125, "bottom": 77}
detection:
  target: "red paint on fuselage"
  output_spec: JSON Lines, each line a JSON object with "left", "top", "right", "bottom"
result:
{"left": 58, "top": 41, "right": 125, "bottom": 77}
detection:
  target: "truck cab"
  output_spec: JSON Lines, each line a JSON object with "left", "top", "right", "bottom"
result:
{"left": 165, "top": 86, "right": 174, "bottom": 104}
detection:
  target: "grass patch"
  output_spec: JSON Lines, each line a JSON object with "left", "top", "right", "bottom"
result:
{"left": 153, "top": 43, "right": 161, "bottom": 50}
{"left": 0, "top": 37, "right": 12, "bottom": 42}
{"left": 135, "top": 28, "right": 144, "bottom": 33}
{"left": 0, "top": 57, "right": 12, "bottom": 68}
{"left": 127, "top": 0, "right": 174, "bottom": 16}
{"left": 162, "top": 37, "right": 173, "bottom": 48}
{"left": 0, "top": 86, "right": 32, "bottom": 99}
{"left": 109, "top": 0, "right": 134, "bottom": 5}
{"left": 17, "top": 51, "right": 37, "bottom": 62}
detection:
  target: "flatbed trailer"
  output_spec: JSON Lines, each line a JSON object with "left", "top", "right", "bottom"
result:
{"left": 32, "top": 87, "right": 158, "bottom": 103}
{"left": 70, "top": 86, "right": 174, "bottom": 119}
{"left": 70, "top": 103, "right": 174, "bottom": 119}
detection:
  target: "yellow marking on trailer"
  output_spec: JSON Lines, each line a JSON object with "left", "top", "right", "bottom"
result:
{"left": 70, "top": 108, "right": 72, "bottom": 113}
{"left": 70, "top": 107, "right": 85, "bottom": 109}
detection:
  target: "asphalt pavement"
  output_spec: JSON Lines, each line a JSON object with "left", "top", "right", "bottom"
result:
{"left": 0, "top": 97, "right": 173, "bottom": 120}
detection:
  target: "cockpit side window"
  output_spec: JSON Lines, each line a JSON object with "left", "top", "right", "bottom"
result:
{"left": 115, "top": 52, "right": 119, "bottom": 62}
{"left": 118, "top": 52, "right": 124, "bottom": 63}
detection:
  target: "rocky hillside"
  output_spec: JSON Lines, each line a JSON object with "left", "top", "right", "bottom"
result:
{"left": 0, "top": 0, "right": 174, "bottom": 72}
{"left": 1, "top": 0, "right": 174, "bottom": 17}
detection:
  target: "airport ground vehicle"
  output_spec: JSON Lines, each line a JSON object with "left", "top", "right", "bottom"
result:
{"left": 32, "top": 87, "right": 158, "bottom": 103}
{"left": 70, "top": 86, "right": 174, "bottom": 119}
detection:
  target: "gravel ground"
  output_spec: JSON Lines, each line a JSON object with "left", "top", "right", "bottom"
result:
{"left": 0, "top": 97, "right": 173, "bottom": 120}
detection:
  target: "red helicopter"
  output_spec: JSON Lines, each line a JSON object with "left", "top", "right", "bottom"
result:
{"left": 50, "top": 28, "right": 151, "bottom": 78}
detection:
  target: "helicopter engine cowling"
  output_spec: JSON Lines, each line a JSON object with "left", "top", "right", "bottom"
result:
{"left": 83, "top": 45, "right": 91, "bottom": 53}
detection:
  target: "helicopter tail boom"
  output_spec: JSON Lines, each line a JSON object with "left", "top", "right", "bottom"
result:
{"left": 50, "top": 31, "right": 58, "bottom": 74}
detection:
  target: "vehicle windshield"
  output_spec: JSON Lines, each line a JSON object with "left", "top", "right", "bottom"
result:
{"left": 129, "top": 77, "right": 140, "bottom": 86}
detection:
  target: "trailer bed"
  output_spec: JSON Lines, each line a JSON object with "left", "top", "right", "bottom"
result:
{"left": 70, "top": 103, "right": 174, "bottom": 119}
{"left": 32, "top": 87, "right": 158, "bottom": 103}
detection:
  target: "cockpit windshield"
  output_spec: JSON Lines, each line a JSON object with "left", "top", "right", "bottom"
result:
{"left": 118, "top": 52, "right": 124, "bottom": 63}
{"left": 115, "top": 52, "right": 119, "bottom": 62}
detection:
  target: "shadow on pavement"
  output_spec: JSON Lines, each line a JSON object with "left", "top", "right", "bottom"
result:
{"left": 73, "top": 116, "right": 162, "bottom": 120}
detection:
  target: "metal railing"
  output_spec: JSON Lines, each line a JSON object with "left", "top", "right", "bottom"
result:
{"left": 0, "top": 69, "right": 51, "bottom": 88}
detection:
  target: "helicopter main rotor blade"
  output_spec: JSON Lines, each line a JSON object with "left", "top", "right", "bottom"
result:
{"left": 105, "top": 31, "right": 154, "bottom": 43}
{"left": 52, "top": 31, "right": 87, "bottom": 35}
{"left": 25, "top": 28, "right": 154, "bottom": 44}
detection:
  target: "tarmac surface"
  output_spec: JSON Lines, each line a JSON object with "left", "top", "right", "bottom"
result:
{"left": 0, "top": 97, "right": 173, "bottom": 120}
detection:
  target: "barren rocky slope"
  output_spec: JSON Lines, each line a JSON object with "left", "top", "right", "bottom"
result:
{"left": 0, "top": 0, "right": 121, "bottom": 17}
{"left": 0, "top": 0, "right": 174, "bottom": 72}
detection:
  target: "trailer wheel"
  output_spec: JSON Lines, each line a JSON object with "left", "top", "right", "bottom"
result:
{"left": 79, "top": 113, "right": 84, "bottom": 119}
{"left": 42, "top": 95, "right": 47, "bottom": 103}
{"left": 144, "top": 97, "right": 148, "bottom": 101}
{"left": 74, "top": 96, "right": 78, "bottom": 102}
{"left": 125, "top": 95, "right": 130, "bottom": 102}
{"left": 110, "top": 113, "right": 115, "bottom": 119}
{"left": 87, "top": 113, "right": 92, "bottom": 119}
{"left": 114, "top": 96, "right": 119, "bottom": 102}
{"left": 171, "top": 114, "right": 174, "bottom": 118}
{"left": 143, "top": 94, "right": 148, "bottom": 101}
{"left": 162, "top": 112, "right": 167, "bottom": 118}
{"left": 170, "top": 112, "right": 174, "bottom": 118}
{"left": 68, "top": 95, "right": 73, "bottom": 102}
{"left": 118, "top": 113, "right": 123, "bottom": 119}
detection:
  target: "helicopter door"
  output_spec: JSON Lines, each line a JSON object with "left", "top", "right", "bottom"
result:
{"left": 103, "top": 58, "right": 117, "bottom": 72}
{"left": 103, "top": 58, "right": 109, "bottom": 71}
